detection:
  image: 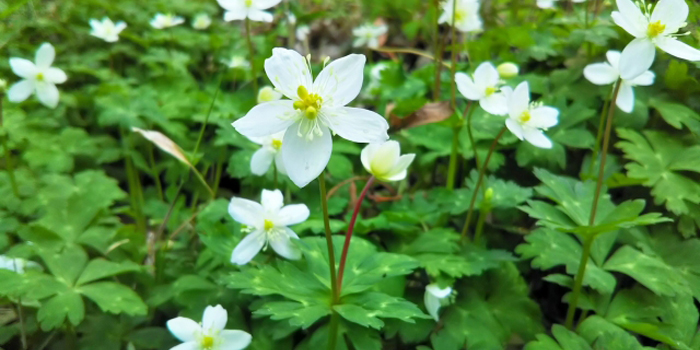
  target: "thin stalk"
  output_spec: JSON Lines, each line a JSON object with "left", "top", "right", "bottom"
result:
{"left": 319, "top": 172, "right": 339, "bottom": 350}
{"left": 565, "top": 78, "right": 622, "bottom": 330}
{"left": 147, "top": 143, "right": 164, "bottom": 201}
{"left": 193, "top": 72, "right": 226, "bottom": 159}
{"left": 192, "top": 167, "right": 215, "bottom": 200}
{"left": 446, "top": 124, "right": 461, "bottom": 190}
{"left": 0, "top": 96, "right": 19, "bottom": 197}
{"left": 372, "top": 47, "right": 452, "bottom": 68}
{"left": 464, "top": 102, "right": 479, "bottom": 170}
{"left": 327, "top": 312, "right": 340, "bottom": 350}
{"left": 122, "top": 130, "right": 146, "bottom": 232}
{"left": 433, "top": 0, "right": 443, "bottom": 101}
{"left": 460, "top": 126, "right": 507, "bottom": 239}
{"left": 449, "top": 0, "right": 458, "bottom": 107}
{"left": 273, "top": 162, "right": 278, "bottom": 188}
{"left": 337, "top": 176, "right": 375, "bottom": 294}
{"left": 244, "top": 18, "right": 258, "bottom": 92}
{"left": 473, "top": 203, "right": 490, "bottom": 245}
{"left": 285, "top": 0, "right": 296, "bottom": 47}
{"left": 587, "top": 88, "right": 613, "bottom": 177}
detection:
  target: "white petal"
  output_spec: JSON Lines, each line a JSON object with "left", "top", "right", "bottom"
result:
{"left": 616, "top": 82, "right": 635, "bottom": 113}
{"left": 275, "top": 204, "right": 310, "bottom": 226}
{"left": 455, "top": 72, "right": 483, "bottom": 100}
{"left": 261, "top": 189, "right": 284, "bottom": 212}
{"left": 424, "top": 290, "right": 442, "bottom": 321}
{"left": 166, "top": 317, "right": 201, "bottom": 342}
{"left": 232, "top": 100, "right": 297, "bottom": 138}
{"left": 506, "top": 118, "right": 525, "bottom": 140}
{"left": 651, "top": 0, "right": 688, "bottom": 34}
{"left": 606, "top": 50, "right": 622, "bottom": 71}
{"left": 224, "top": 11, "right": 247, "bottom": 22}
{"left": 230, "top": 230, "right": 266, "bottom": 265}
{"left": 274, "top": 153, "right": 287, "bottom": 175}
{"left": 250, "top": 148, "right": 274, "bottom": 175}
{"left": 247, "top": 9, "right": 274, "bottom": 22}
{"left": 385, "top": 154, "right": 415, "bottom": 182}
{"left": 281, "top": 124, "right": 332, "bottom": 188}
{"left": 35, "top": 43, "right": 55, "bottom": 68}
{"left": 269, "top": 230, "right": 301, "bottom": 260}
{"left": 9, "top": 58, "right": 37, "bottom": 79}
{"left": 35, "top": 82, "right": 59, "bottom": 109}
{"left": 614, "top": 0, "right": 647, "bottom": 37}
{"left": 217, "top": 0, "right": 246, "bottom": 11}
{"left": 479, "top": 93, "right": 508, "bottom": 116}
{"left": 529, "top": 106, "right": 559, "bottom": 129}
{"left": 7, "top": 80, "right": 35, "bottom": 103}
{"left": 656, "top": 37, "right": 700, "bottom": 62}
{"left": 619, "top": 38, "right": 656, "bottom": 80}
{"left": 255, "top": 0, "right": 282, "bottom": 9}
{"left": 368, "top": 140, "right": 401, "bottom": 177}
{"left": 426, "top": 284, "right": 452, "bottom": 298}
{"left": 583, "top": 63, "right": 618, "bottom": 85}
{"left": 114, "top": 21, "right": 127, "bottom": 32}
{"left": 220, "top": 330, "right": 253, "bottom": 350}
{"left": 228, "top": 197, "right": 265, "bottom": 228}
{"left": 327, "top": 107, "right": 389, "bottom": 143}
{"left": 264, "top": 48, "right": 313, "bottom": 99}
{"left": 360, "top": 143, "right": 381, "bottom": 174}
{"left": 629, "top": 70, "right": 655, "bottom": 86}
{"left": 522, "top": 128, "right": 553, "bottom": 149}
{"left": 312, "top": 54, "right": 366, "bottom": 108}
{"left": 508, "top": 82, "right": 530, "bottom": 119}
{"left": 202, "top": 305, "right": 228, "bottom": 332}
{"left": 473, "top": 62, "right": 500, "bottom": 88}
{"left": 45, "top": 67, "right": 67, "bottom": 84}
{"left": 170, "top": 342, "right": 198, "bottom": 350}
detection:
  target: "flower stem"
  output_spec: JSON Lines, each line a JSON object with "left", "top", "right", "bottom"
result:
{"left": 371, "top": 47, "right": 452, "bottom": 68}
{"left": 244, "top": 18, "right": 258, "bottom": 93}
{"left": 273, "top": 162, "right": 278, "bottom": 189}
{"left": 565, "top": 78, "right": 622, "bottom": 330}
{"left": 473, "top": 201, "right": 490, "bottom": 245}
{"left": 0, "top": 96, "right": 19, "bottom": 197}
{"left": 587, "top": 87, "right": 613, "bottom": 177}
{"left": 193, "top": 72, "right": 226, "bottom": 159}
{"left": 147, "top": 143, "right": 164, "bottom": 201}
{"left": 433, "top": 0, "right": 443, "bottom": 101}
{"left": 449, "top": 0, "right": 458, "bottom": 108}
{"left": 464, "top": 102, "right": 479, "bottom": 170}
{"left": 319, "top": 172, "right": 340, "bottom": 350}
{"left": 337, "top": 176, "right": 375, "bottom": 294}
{"left": 460, "top": 126, "right": 506, "bottom": 240}
{"left": 446, "top": 125, "right": 461, "bottom": 190}
{"left": 191, "top": 166, "right": 215, "bottom": 200}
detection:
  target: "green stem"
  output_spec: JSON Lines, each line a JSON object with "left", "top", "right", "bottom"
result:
{"left": 464, "top": 102, "right": 479, "bottom": 170}
{"left": 460, "top": 126, "right": 506, "bottom": 239}
{"left": 587, "top": 87, "right": 613, "bottom": 177}
{"left": 245, "top": 18, "right": 258, "bottom": 92}
{"left": 564, "top": 235, "right": 594, "bottom": 329}
{"left": 327, "top": 312, "right": 340, "bottom": 350}
{"left": 273, "top": 162, "right": 278, "bottom": 189}
{"left": 192, "top": 167, "right": 215, "bottom": 200}
{"left": 446, "top": 123, "right": 461, "bottom": 190}
{"left": 147, "top": 144, "right": 164, "bottom": 201}
{"left": 433, "top": 0, "right": 443, "bottom": 101}
{"left": 449, "top": 0, "right": 458, "bottom": 107}
{"left": 193, "top": 72, "right": 226, "bottom": 159}
{"left": 319, "top": 172, "right": 340, "bottom": 349}
{"left": 0, "top": 97, "right": 19, "bottom": 197}
{"left": 473, "top": 203, "right": 490, "bottom": 245}
{"left": 122, "top": 130, "right": 146, "bottom": 232}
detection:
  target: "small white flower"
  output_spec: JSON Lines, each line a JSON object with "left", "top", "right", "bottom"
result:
{"left": 455, "top": 62, "right": 508, "bottom": 115}
{"left": 361, "top": 140, "right": 415, "bottom": 182}
{"left": 496, "top": 62, "right": 519, "bottom": 78}
{"left": 248, "top": 131, "right": 286, "bottom": 175}
{"left": 424, "top": 284, "right": 452, "bottom": 321}
{"left": 131, "top": 127, "right": 191, "bottom": 166}
{"left": 229, "top": 189, "right": 309, "bottom": 265}
{"left": 217, "top": 0, "right": 282, "bottom": 23}
{"left": 296, "top": 25, "right": 310, "bottom": 42}
{"left": 438, "top": 0, "right": 482, "bottom": 33}
{"left": 287, "top": 13, "right": 297, "bottom": 25}
{"left": 166, "top": 305, "right": 252, "bottom": 350}
{"left": 352, "top": 23, "right": 388, "bottom": 49}
{"left": 612, "top": 0, "right": 700, "bottom": 80}
{"left": 150, "top": 13, "right": 185, "bottom": 29}
{"left": 192, "top": 13, "right": 212, "bottom": 30}
{"left": 226, "top": 55, "right": 251, "bottom": 69}
{"left": 537, "top": 0, "right": 585, "bottom": 9}
{"left": 0, "top": 255, "right": 40, "bottom": 274}
{"left": 502, "top": 81, "right": 559, "bottom": 149}
{"left": 232, "top": 48, "right": 389, "bottom": 188}
{"left": 584, "top": 50, "right": 655, "bottom": 113}
{"left": 8, "top": 43, "right": 67, "bottom": 109}
{"left": 257, "top": 86, "right": 283, "bottom": 103}
{"left": 89, "top": 17, "right": 127, "bottom": 42}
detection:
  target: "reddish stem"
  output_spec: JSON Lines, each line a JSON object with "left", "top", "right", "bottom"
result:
{"left": 336, "top": 176, "right": 376, "bottom": 295}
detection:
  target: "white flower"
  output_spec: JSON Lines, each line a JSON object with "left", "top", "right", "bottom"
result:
{"left": 584, "top": 50, "right": 655, "bottom": 113}
{"left": 0, "top": 255, "right": 40, "bottom": 274}
{"left": 248, "top": 131, "right": 287, "bottom": 175}
{"left": 497, "top": 62, "right": 519, "bottom": 78}
{"left": 296, "top": 25, "right": 310, "bottom": 41}
{"left": 8, "top": 43, "right": 67, "bottom": 109}
{"left": 89, "top": 17, "right": 127, "bottom": 42}
{"left": 612, "top": 0, "right": 700, "bottom": 80}
{"left": 217, "top": 0, "right": 282, "bottom": 23}
{"left": 537, "top": 0, "right": 585, "bottom": 9}
{"left": 361, "top": 140, "right": 415, "bottom": 181}
{"left": 438, "top": 0, "right": 482, "bottom": 33}
{"left": 131, "top": 127, "right": 191, "bottom": 166}
{"left": 192, "top": 13, "right": 212, "bottom": 30}
{"left": 150, "top": 13, "right": 185, "bottom": 29}
{"left": 226, "top": 55, "right": 251, "bottom": 69}
{"left": 455, "top": 62, "right": 508, "bottom": 115}
{"left": 257, "top": 86, "right": 283, "bottom": 103}
{"left": 232, "top": 48, "right": 390, "bottom": 188}
{"left": 166, "top": 305, "right": 252, "bottom": 350}
{"left": 287, "top": 13, "right": 297, "bottom": 25}
{"left": 502, "top": 82, "right": 559, "bottom": 149}
{"left": 424, "top": 284, "right": 452, "bottom": 321}
{"left": 229, "top": 189, "right": 309, "bottom": 265}
{"left": 352, "top": 23, "right": 388, "bottom": 49}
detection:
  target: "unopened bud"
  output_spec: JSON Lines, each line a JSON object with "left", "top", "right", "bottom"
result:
{"left": 497, "top": 62, "right": 519, "bottom": 79}
{"left": 484, "top": 187, "right": 494, "bottom": 202}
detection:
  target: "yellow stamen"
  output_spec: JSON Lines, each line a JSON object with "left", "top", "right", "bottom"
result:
{"left": 485, "top": 86, "right": 497, "bottom": 96}
{"left": 36, "top": 72, "right": 45, "bottom": 81}
{"left": 293, "top": 86, "right": 323, "bottom": 119}
{"left": 455, "top": 9, "right": 466, "bottom": 23}
{"left": 201, "top": 336, "right": 215, "bottom": 349}
{"left": 245, "top": 0, "right": 253, "bottom": 6}
{"left": 264, "top": 219, "right": 274, "bottom": 231}
{"left": 272, "top": 139, "right": 282, "bottom": 150}
{"left": 519, "top": 110, "right": 531, "bottom": 124}
{"left": 647, "top": 21, "right": 666, "bottom": 38}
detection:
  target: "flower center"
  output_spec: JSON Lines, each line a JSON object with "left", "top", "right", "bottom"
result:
{"left": 647, "top": 21, "right": 666, "bottom": 38}
{"left": 485, "top": 86, "right": 497, "bottom": 96}
{"left": 293, "top": 86, "right": 323, "bottom": 119}
{"left": 264, "top": 219, "right": 274, "bottom": 231}
{"left": 455, "top": 9, "right": 467, "bottom": 22}
{"left": 245, "top": 0, "right": 253, "bottom": 7}
{"left": 518, "top": 110, "right": 531, "bottom": 124}
{"left": 35, "top": 72, "right": 45, "bottom": 82}
{"left": 271, "top": 139, "right": 282, "bottom": 150}
{"left": 201, "top": 336, "right": 215, "bottom": 349}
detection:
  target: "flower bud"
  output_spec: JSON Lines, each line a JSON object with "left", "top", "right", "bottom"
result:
{"left": 361, "top": 140, "right": 415, "bottom": 182}
{"left": 0, "top": 79, "right": 6, "bottom": 94}
{"left": 497, "top": 62, "right": 519, "bottom": 79}
{"left": 484, "top": 187, "right": 494, "bottom": 202}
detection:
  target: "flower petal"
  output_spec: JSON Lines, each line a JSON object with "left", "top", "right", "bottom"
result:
{"left": 455, "top": 72, "right": 482, "bottom": 100}
{"left": 217, "top": 0, "right": 246, "bottom": 11}
{"left": 276, "top": 204, "right": 310, "bottom": 226}
{"left": 269, "top": 229, "right": 302, "bottom": 260}
{"left": 656, "top": 37, "right": 700, "bottom": 62}
{"left": 583, "top": 63, "right": 618, "bottom": 85}
{"left": 230, "top": 230, "right": 266, "bottom": 265}
{"left": 424, "top": 290, "right": 441, "bottom": 321}
{"left": 282, "top": 124, "right": 332, "bottom": 188}
{"left": 261, "top": 189, "right": 284, "bottom": 212}
{"left": 360, "top": 143, "right": 380, "bottom": 174}
{"left": 505, "top": 118, "right": 525, "bottom": 140}
{"left": 232, "top": 100, "right": 297, "bottom": 138}
{"left": 247, "top": 9, "right": 274, "bottom": 22}
{"left": 228, "top": 197, "right": 265, "bottom": 228}
{"left": 224, "top": 11, "right": 247, "bottom": 22}
{"left": 385, "top": 154, "right": 416, "bottom": 182}
{"left": 473, "top": 62, "right": 499, "bottom": 88}
{"left": 522, "top": 128, "right": 553, "bottom": 149}
{"left": 7, "top": 80, "right": 35, "bottom": 103}
{"left": 166, "top": 317, "right": 201, "bottom": 342}
{"left": 251, "top": 148, "right": 274, "bottom": 175}
{"left": 170, "top": 342, "right": 199, "bottom": 350}
{"left": 619, "top": 38, "right": 656, "bottom": 80}
{"left": 220, "top": 330, "right": 253, "bottom": 350}
{"left": 651, "top": 0, "right": 688, "bottom": 34}
{"left": 613, "top": 0, "right": 647, "bottom": 37}
{"left": 508, "top": 82, "right": 530, "bottom": 119}
{"left": 630, "top": 70, "right": 655, "bottom": 86}
{"left": 274, "top": 153, "right": 287, "bottom": 175}
{"left": 35, "top": 43, "right": 55, "bottom": 69}
{"left": 427, "top": 284, "right": 452, "bottom": 298}
{"left": 616, "top": 82, "right": 635, "bottom": 113}
{"left": 45, "top": 68, "right": 67, "bottom": 84}
{"left": 529, "top": 106, "right": 559, "bottom": 129}
{"left": 9, "top": 58, "right": 37, "bottom": 79}
{"left": 479, "top": 93, "right": 508, "bottom": 116}
{"left": 327, "top": 107, "right": 389, "bottom": 143}
{"left": 313, "top": 54, "right": 366, "bottom": 108}
{"left": 368, "top": 140, "right": 400, "bottom": 177}
{"left": 202, "top": 305, "right": 228, "bottom": 332}
{"left": 606, "top": 50, "right": 622, "bottom": 71}
{"left": 264, "top": 48, "right": 313, "bottom": 99}
{"left": 35, "top": 82, "right": 59, "bottom": 109}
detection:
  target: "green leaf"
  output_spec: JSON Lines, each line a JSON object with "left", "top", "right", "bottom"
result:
{"left": 79, "top": 282, "right": 147, "bottom": 316}
{"left": 36, "top": 244, "right": 88, "bottom": 286}
{"left": 604, "top": 246, "right": 690, "bottom": 297}
{"left": 37, "top": 290, "right": 85, "bottom": 330}
{"left": 524, "top": 325, "right": 592, "bottom": 350}
{"left": 76, "top": 259, "right": 142, "bottom": 286}
{"left": 337, "top": 292, "right": 430, "bottom": 329}
{"left": 649, "top": 97, "right": 700, "bottom": 136}
{"left": 254, "top": 301, "right": 330, "bottom": 329}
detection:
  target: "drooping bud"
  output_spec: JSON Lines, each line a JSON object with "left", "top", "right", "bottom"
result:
{"left": 497, "top": 62, "right": 519, "bottom": 79}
